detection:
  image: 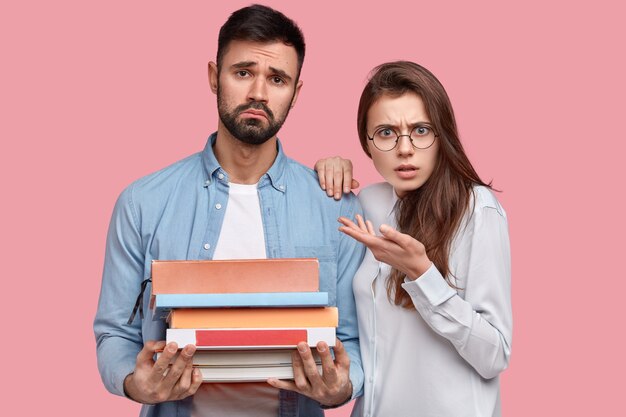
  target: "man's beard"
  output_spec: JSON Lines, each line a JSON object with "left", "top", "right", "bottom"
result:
{"left": 217, "top": 86, "right": 292, "bottom": 146}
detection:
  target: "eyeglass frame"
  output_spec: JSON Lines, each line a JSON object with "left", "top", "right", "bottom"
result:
{"left": 366, "top": 124, "right": 439, "bottom": 152}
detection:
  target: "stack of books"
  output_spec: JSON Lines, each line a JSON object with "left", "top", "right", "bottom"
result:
{"left": 150, "top": 258, "right": 337, "bottom": 382}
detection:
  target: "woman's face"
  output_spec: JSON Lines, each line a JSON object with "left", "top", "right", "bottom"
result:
{"left": 366, "top": 92, "right": 439, "bottom": 197}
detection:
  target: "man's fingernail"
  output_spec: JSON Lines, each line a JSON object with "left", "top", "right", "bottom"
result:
{"left": 335, "top": 193, "right": 340, "bottom": 199}
{"left": 167, "top": 343, "right": 177, "bottom": 353}
{"left": 318, "top": 343, "right": 327, "bottom": 353}
{"left": 298, "top": 343, "right": 307, "bottom": 353}
{"left": 344, "top": 187, "right": 350, "bottom": 193}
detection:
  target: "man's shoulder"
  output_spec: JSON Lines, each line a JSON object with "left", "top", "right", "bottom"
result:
{"left": 282, "top": 156, "right": 318, "bottom": 181}
{"left": 283, "top": 157, "right": 360, "bottom": 207}
{"left": 120, "top": 152, "right": 204, "bottom": 204}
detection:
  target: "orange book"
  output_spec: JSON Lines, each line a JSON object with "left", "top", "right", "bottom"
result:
{"left": 168, "top": 307, "right": 339, "bottom": 329}
{"left": 151, "top": 259, "right": 319, "bottom": 294}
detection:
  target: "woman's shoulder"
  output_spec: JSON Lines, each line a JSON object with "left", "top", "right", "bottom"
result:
{"left": 357, "top": 182, "right": 395, "bottom": 220}
{"left": 358, "top": 182, "right": 395, "bottom": 206}
{"left": 470, "top": 185, "right": 506, "bottom": 219}
{"left": 358, "top": 182, "right": 393, "bottom": 198}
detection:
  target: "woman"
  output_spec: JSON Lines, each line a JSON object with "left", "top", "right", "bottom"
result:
{"left": 316, "top": 61, "right": 512, "bottom": 417}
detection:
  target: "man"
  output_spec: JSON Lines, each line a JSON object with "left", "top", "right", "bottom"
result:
{"left": 94, "top": 5, "right": 364, "bottom": 417}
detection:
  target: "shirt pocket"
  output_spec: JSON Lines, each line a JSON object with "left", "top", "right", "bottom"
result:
{"left": 294, "top": 246, "right": 337, "bottom": 305}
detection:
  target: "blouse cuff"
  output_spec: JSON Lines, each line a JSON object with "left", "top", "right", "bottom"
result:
{"left": 402, "top": 263, "right": 456, "bottom": 307}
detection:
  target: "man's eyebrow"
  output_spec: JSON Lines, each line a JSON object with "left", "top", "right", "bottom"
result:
{"left": 268, "top": 66, "right": 293, "bottom": 82}
{"left": 231, "top": 61, "right": 258, "bottom": 69}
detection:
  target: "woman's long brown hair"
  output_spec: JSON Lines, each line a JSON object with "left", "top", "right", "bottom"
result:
{"left": 356, "top": 61, "right": 491, "bottom": 308}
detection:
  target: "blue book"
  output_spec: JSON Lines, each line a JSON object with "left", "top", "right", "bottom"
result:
{"left": 152, "top": 292, "right": 329, "bottom": 319}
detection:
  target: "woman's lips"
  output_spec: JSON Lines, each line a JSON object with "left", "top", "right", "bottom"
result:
{"left": 395, "top": 164, "right": 418, "bottom": 179}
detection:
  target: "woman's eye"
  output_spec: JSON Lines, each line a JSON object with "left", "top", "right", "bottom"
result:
{"left": 378, "top": 128, "right": 394, "bottom": 137}
{"left": 414, "top": 126, "right": 430, "bottom": 136}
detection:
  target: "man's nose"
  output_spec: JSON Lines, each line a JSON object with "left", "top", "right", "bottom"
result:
{"left": 247, "top": 77, "right": 268, "bottom": 102}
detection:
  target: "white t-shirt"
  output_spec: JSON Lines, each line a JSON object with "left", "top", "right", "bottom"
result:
{"left": 192, "top": 182, "right": 278, "bottom": 417}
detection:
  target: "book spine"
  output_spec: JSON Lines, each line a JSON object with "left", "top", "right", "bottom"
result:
{"left": 156, "top": 349, "right": 321, "bottom": 366}
{"left": 168, "top": 307, "right": 339, "bottom": 328}
{"left": 151, "top": 258, "right": 319, "bottom": 294}
{"left": 167, "top": 327, "right": 336, "bottom": 349}
{"left": 194, "top": 364, "right": 323, "bottom": 382}
{"left": 153, "top": 292, "right": 329, "bottom": 310}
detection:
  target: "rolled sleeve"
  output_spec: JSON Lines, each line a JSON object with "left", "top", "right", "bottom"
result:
{"left": 335, "top": 194, "right": 366, "bottom": 400}
{"left": 94, "top": 185, "right": 146, "bottom": 396}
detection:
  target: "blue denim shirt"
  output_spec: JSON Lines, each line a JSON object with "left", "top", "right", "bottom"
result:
{"left": 94, "top": 134, "right": 365, "bottom": 417}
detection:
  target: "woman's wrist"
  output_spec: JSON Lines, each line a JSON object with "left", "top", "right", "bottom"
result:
{"left": 407, "top": 259, "right": 433, "bottom": 280}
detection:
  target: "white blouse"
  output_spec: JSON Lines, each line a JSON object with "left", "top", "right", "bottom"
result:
{"left": 351, "top": 183, "right": 512, "bottom": 417}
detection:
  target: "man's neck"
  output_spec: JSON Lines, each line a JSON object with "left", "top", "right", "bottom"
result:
{"left": 213, "top": 124, "right": 278, "bottom": 185}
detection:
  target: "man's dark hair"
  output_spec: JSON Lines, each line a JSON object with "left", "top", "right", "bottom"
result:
{"left": 217, "top": 4, "right": 306, "bottom": 76}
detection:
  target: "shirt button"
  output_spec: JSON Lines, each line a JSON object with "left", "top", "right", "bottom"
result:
{"left": 218, "top": 173, "right": 224, "bottom": 180}
{"left": 215, "top": 203, "right": 222, "bottom": 210}
{"left": 278, "top": 184, "right": 285, "bottom": 190}
{"left": 203, "top": 243, "right": 210, "bottom": 250}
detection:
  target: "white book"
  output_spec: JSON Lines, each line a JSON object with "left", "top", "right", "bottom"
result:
{"left": 194, "top": 364, "right": 323, "bottom": 382}
{"left": 157, "top": 349, "right": 321, "bottom": 367}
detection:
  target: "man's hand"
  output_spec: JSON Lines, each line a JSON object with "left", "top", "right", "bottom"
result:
{"left": 123, "top": 341, "right": 202, "bottom": 404}
{"left": 314, "top": 157, "right": 360, "bottom": 200}
{"left": 267, "top": 339, "right": 353, "bottom": 407}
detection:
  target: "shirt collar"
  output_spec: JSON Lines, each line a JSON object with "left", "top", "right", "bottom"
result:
{"left": 386, "top": 187, "right": 401, "bottom": 219}
{"left": 201, "top": 132, "right": 288, "bottom": 193}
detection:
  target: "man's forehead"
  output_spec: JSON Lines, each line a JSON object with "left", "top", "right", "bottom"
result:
{"left": 222, "top": 40, "right": 298, "bottom": 72}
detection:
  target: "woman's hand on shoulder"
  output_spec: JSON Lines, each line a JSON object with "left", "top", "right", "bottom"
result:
{"left": 338, "top": 215, "right": 432, "bottom": 280}
{"left": 314, "top": 156, "right": 360, "bottom": 200}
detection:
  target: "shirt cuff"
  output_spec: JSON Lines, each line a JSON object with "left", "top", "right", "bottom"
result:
{"left": 114, "top": 361, "right": 138, "bottom": 399}
{"left": 401, "top": 263, "right": 456, "bottom": 307}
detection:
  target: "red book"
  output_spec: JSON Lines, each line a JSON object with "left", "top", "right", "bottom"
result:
{"left": 166, "top": 327, "right": 336, "bottom": 349}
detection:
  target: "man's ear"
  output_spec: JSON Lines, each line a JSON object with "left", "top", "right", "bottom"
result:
{"left": 208, "top": 62, "right": 219, "bottom": 94}
{"left": 290, "top": 79, "right": 303, "bottom": 108}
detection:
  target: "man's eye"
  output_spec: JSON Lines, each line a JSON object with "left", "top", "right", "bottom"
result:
{"left": 271, "top": 76, "right": 285, "bottom": 84}
{"left": 236, "top": 70, "right": 250, "bottom": 77}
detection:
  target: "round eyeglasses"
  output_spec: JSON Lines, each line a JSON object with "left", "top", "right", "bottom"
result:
{"left": 367, "top": 125, "right": 438, "bottom": 152}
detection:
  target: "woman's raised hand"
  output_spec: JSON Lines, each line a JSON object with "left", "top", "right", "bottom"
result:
{"left": 338, "top": 215, "right": 433, "bottom": 280}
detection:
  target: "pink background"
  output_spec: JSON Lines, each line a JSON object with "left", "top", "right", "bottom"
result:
{"left": 2, "top": 0, "right": 624, "bottom": 415}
